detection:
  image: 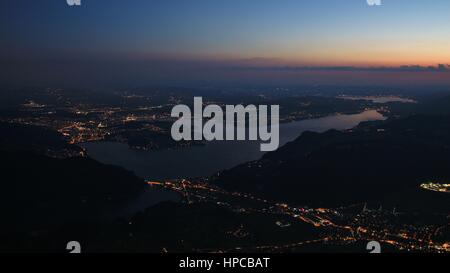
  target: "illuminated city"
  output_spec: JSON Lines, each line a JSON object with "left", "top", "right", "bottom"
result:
{"left": 147, "top": 180, "right": 450, "bottom": 253}
{"left": 420, "top": 183, "right": 450, "bottom": 194}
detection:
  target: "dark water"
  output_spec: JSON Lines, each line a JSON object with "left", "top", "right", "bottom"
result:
{"left": 83, "top": 110, "right": 385, "bottom": 180}
{"left": 109, "top": 187, "right": 181, "bottom": 218}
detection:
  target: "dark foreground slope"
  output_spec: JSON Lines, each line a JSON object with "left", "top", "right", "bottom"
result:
{"left": 214, "top": 114, "right": 450, "bottom": 212}
{"left": 0, "top": 123, "right": 145, "bottom": 252}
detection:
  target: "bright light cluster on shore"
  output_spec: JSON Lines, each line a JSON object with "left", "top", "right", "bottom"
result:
{"left": 420, "top": 182, "right": 450, "bottom": 193}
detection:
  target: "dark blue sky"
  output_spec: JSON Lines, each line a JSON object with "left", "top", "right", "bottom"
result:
{"left": 2, "top": 0, "right": 450, "bottom": 87}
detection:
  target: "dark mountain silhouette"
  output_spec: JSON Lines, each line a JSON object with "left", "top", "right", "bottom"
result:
{"left": 25, "top": 202, "right": 320, "bottom": 253}
{"left": 213, "top": 114, "right": 450, "bottom": 211}
{"left": 0, "top": 123, "right": 145, "bottom": 251}
{"left": 0, "top": 122, "right": 83, "bottom": 158}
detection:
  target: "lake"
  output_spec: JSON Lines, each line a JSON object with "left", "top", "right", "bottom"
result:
{"left": 337, "top": 95, "right": 417, "bottom": 104}
{"left": 83, "top": 110, "right": 386, "bottom": 180}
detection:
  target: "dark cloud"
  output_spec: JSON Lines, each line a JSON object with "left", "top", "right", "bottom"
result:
{"left": 234, "top": 64, "right": 450, "bottom": 73}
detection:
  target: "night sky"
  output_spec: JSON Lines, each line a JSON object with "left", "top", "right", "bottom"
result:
{"left": 2, "top": 0, "right": 450, "bottom": 87}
